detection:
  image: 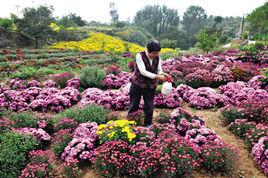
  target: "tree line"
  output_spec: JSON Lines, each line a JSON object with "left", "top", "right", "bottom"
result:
{"left": 0, "top": 2, "right": 267, "bottom": 49}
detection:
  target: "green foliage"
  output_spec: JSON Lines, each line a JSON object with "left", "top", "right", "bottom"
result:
{"left": 0, "top": 18, "right": 13, "bottom": 30}
{"left": 11, "top": 66, "right": 37, "bottom": 79}
{"left": 53, "top": 105, "right": 109, "bottom": 124}
{"left": 195, "top": 28, "right": 220, "bottom": 53}
{"left": 221, "top": 106, "right": 244, "bottom": 126}
{"left": 160, "top": 38, "right": 177, "bottom": 48}
{"left": 200, "top": 145, "right": 236, "bottom": 175}
{"left": 156, "top": 111, "right": 171, "bottom": 124}
{"left": 10, "top": 111, "right": 39, "bottom": 128}
{"left": 134, "top": 5, "right": 180, "bottom": 37}
{"left": 57, "top": 13, "right": 86, "bottom": 28}
{"left": 16, "top": 5, "right": 54, "bottom": 48}
{"left": 182, "top": 6, "right": 207, "bottom": 48}
{"left": 246, "top": 2, "right": 268, "bottom": 37}
{"left": 0, "top": 131, "right": 38, "bottom": 178}
{"left": 52, "top": 72, "right": 75, "bottom": 88}
{"left": 52, "top": 134, "right": 72, "bottom": 157}
{"left": 80, "top": 66, "right": 105, "bottom": 89}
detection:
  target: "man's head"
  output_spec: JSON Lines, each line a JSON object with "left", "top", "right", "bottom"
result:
{"left": 147, "top": 40, "right": 161, "bottom": 59}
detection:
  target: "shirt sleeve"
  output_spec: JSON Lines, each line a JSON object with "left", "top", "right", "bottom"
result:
{"left": 157, "top": 57, "right": 163, "bottom": 75}
{"left": 136, "top": 53, "right": 156, "bottom": 79}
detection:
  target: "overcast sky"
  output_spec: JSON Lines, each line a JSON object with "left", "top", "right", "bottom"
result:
{"left": 0, "top": 0, "right": 267, "bottom": 23}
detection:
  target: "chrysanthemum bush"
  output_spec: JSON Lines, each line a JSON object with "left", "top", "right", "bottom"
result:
{"left": 154, "top": 91, "right": 183, "bottom": 108}
{"left": 211, "top": 64, "right": 234, "bottom": 87}
{"left": 170, "top": 107, "right": 206, "bottom": 136}
{"left": 51, "top": 128, "right": 73, "bottom": 158}
{"left": 188, "top": 87, "right": 230, "bottom": 109}
{"left": 126, "top": 110, "right": 143, "bottom": 126}
{"left": 199, "top": 143, "right": 237, "bottom": 175}
{"left": 228, "top": 119, "right": 257, "bottom": 138}
{"left": 185, "top": 69, "right": 213, "bottom": 88}
{"left": 19, "top": 149, "right": 56, "bottom": 178}
{"left": 185, "top": 128, "right": 223, "bottom": 147}
{"left": 152, "top": 133, "right": 201, "bottom": 177}
{"left": 92, "top": 140, "right": 134, "bottom": 178}
{"left": 51, "top": 72, "right": 75, "bottom": 88}
{"left": 251, "top": 136, "right": 268, "bottom": 176}
{"left": 103, "top": 71, "right": 130, "bottom": 89}
{"left": 0, "top": 79, "right": 80, "bottom": 112}
{"left": 97, "top": 120, "right": 136, "bottom": 144}
{"left": 244, "top": 123, "right": 268, "bottom": 149}
{"left": 61, "top": 122, "right": 98, "bottom": 164}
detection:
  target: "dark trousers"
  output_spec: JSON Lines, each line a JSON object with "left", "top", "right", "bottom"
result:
{"left": 128, "top": 83, "right": 156, "bottom": 126}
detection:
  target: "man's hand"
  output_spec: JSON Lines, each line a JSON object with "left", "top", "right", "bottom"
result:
{"left": 155, "top": 74, "right": 166, "bottom": 81}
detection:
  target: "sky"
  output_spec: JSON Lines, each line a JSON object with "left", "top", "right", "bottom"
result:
{"left": 0, "top": 0, "right": 267, "bottom": 23}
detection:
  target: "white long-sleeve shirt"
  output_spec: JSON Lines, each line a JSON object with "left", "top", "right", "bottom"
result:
{"left": 136, "top": 51, "right": 163, "bottom": 79}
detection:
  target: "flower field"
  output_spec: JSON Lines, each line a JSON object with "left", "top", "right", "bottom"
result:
{"left": 0, "top": 44, "right": 267, "bottom": 178}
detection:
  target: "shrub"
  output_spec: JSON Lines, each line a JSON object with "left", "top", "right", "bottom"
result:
{"left": 251, "top": 136, "right": 268, "bottom": 176}
{"left": 53, "top": 105, "right": 109, "bottom": 124}
{"left": 200, "top": 144, "right": 236, "bottom": 175}
{"left": 97, "top": 120, "right": 136, "bottom": 144}
{"left": 10, "top": 111, "right": 39, "bottom": 128}
{"left": 51, "top": 129, "right": 73, "bottom": 158}
{"left": 52, "top": 72, "right": 75, "bottom": 88}
{"left": 93, "top": 140, "right": 133, "bottom": 178}
{"left": 105, "top": 64, "right": 121, "bottom": 75}
{"left": 0, "top": 131, "right": 38, "bottom": 178}
{"left": 152, "top": 134, "right": 200, "bottom": 177}
{"left": 156, "top": 111, "right": 171, "bottom": 124}
{"left": 126, "top": 110, "right": 143, "bottom": 126}
{"left": 220, "top": 106, "right": 244, "bottom": 125}
{"left": 228, "top": 119, "right": 257, "bottom": 138}
{"left": 80, "top": 67, "right": 105, "bottom": 89}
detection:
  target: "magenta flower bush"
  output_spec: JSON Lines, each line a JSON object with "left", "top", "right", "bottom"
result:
{"left": 247, "top": 75, "right": 266, "bottom": 90}
{"left": 66, "top": 77, "right": 81, "bottom": 89}
{"left": 188, "top": 87, "right": 230, "bottom": 109}
{"left": 0, "top": 117, "right": 15, "bottom": 132}
{"left": 133, "top": 126, "right": 155, "bottom": 145}
{"left": 170, "top": 107, "right": 206, "bottom": 136}
{"left": 154, "top": 91, "right": 183, "bottom": 108}
{"left": 12, "top": 127, "right": 51, "bottom": 142}
{"left": 211, "top": 64, "right": 234, "bottom": 87}
{"left": 103, "top": 72, "right": 130, "bottom": 89}
{"left": 200, "top": 143, "right": 237, "bottom": 175}
{"left": 245, "top": 124, "right": 268, "bottom": 148}
{"left": 61, "top": 122, "right": 98, "bottom": 164}
{"left": 129, "top": 142, "right": 161, "bottom": 177}
{"left": 185, "top": 128, "right": 223, "bottom": 147}
{"left": 54, "top": 118, "right": 79, "bottom": 131}
{"left": 93, "top": 140, "right": 133, "bottom": 177}
{"left": 152, "top": 134, "right": 201, "bottom": 177}
{"left": 43, "top": 80, "right": 57, "bottom": 88}
{"left": 19, "top": 163, "right": 49, "bottom": 178}
{"left": 185, "top": 69, "right": 213, "bottom": 88}
{"left": 251, "top": 136, "right": 268, "bottom": 176}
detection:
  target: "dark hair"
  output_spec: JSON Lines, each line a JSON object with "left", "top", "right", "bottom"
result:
{"left": 147, "top": 40, "right": 161, "bottom": 53}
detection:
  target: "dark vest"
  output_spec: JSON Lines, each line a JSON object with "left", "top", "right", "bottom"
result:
{"left": 130, "top": 51, "right": 159, "bottom": 89}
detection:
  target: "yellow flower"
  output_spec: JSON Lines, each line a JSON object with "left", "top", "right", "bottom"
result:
{"left": 97, "top": 124, "right": 107, "bottom": 130}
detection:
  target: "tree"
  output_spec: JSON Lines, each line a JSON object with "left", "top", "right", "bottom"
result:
{"left": 0, "top": 18, "right": 13, "bottom": 30}
{"left": 58, "top": 13, "right": 86, "bottom": 28}
{"left": 246, "top": 2, "right": 268, "bottom": 39}
{"left": 182, "top": 6, "right": 207, "bottom": 48}
{"left": 109, "top": 2, "right": 119, "bottom": 23}
{"left": 16, "top": 5, "right": 54, "bottom": 48}
{"left": 195, "top": 28, "right": 220, "bottom": 53}
{"left": 134, "top": 5, "right": 180, "bottom": 37}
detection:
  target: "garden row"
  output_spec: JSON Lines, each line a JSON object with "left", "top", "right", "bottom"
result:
{"left": 0, "top": 103, "right": 238, "bottom": 178}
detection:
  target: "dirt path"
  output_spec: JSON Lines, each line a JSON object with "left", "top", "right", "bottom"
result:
{"left": 82, "top": 105, "right": 266, "bottom": 178}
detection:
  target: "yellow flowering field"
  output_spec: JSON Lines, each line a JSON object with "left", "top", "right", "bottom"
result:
{"left": 50, "top": 32, "right": 176, "bottom": 54}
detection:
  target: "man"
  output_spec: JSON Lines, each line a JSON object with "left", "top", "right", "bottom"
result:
{"left": 128, "top": 40, "right": 169, "bottom": 127}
